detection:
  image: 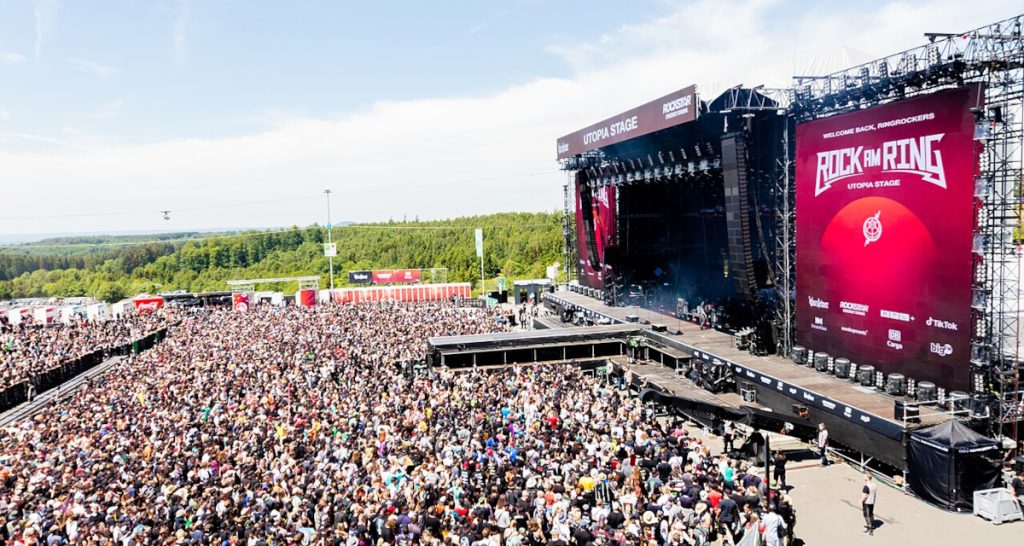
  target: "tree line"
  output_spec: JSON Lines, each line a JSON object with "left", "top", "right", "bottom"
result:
{"left": 0, "top": 212, "right": 566, "bottom": 302}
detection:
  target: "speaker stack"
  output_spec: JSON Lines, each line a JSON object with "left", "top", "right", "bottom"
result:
{"left": 857, "top": 365, "right": 876, "bottom": 387}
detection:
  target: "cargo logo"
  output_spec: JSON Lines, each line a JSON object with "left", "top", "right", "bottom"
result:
{"left": 930, "top": 342, "right": 953, "bottom": 357}
{"left": 815, "top": 133, "right": 947, "bottom": 196}
{"left": 886, "top": 329, "right": 903, "bottom": 350}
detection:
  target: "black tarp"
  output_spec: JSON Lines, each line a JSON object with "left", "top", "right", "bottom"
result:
{"left": 908, "top": 419, "right": 1002, "bottom": 511}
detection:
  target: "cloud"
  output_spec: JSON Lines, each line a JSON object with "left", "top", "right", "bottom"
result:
{"left": 33, "top": 0, "right": 59, "bottom": 60}
{"left": 0, "top": 0, "right": 1018, "bottom": 236}
{"left": 87, "top": 101, "right": 123, "bottom": 120}
{"left": 171, "top": 0, "right": 192, "bottom": 65}
{"left": 68, "top": 57, "right": 117, "bottom": 76}
{"left": 0, "top": 52, "right": 27, "bottom": 64}
{"left": 0, "top": 111, "right": 9, "bottom": 121}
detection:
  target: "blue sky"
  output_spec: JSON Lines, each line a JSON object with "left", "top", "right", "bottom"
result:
{"left": 0, "top": 1, "right": 664, "bottom": 143}
{"left": 0, "top": 0, "right": 1018, "bottom": 236}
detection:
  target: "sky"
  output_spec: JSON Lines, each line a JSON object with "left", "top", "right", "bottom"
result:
{"left": 0, "top": 0, "right": 1018, "bottom": 237}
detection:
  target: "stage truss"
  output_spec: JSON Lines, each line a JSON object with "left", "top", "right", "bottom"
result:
{"left": 777, "top": 15, "right": 1024, "bottom": 438}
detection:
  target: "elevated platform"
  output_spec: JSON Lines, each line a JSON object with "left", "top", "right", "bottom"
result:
{"left": 428, "top": 324, "right": 641, "bottom": 368}
{"left": 545, "top": 291, "right": 956, "bottom": 470}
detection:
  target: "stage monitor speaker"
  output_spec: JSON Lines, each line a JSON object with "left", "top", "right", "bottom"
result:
{"left": 652, "top": 323, "right": 667, "bottom": 332}
{"left": 721, "top": 133, "right": 756, "bottom": 297}
{"left": 857, "top": 365, "right": 875, "bottom": 386}
{"left": 791, "top": 346, "right": 808, "bottom": 365}
{"left": 917, "top": 381, "right": 937, "bottom": 402}
{"left": 970, "top": 394, "right": 992, "bottom": 419}
{"left": 834, "top": 358, "right": 851, "bottom": 378}
{"left": 813, "top": 352, "right": 830, "bottom": 372}
{"left": 625, "top": 314, "right": 639, "bottom": 323}
{"left": 886, "top": 373, "right": 906, "bottom": 396}
{"left": 894, "top": 400, "right": 920, "bottom": 423}
{"left": 948, "top": 390, "right": 970, "bottom": 412}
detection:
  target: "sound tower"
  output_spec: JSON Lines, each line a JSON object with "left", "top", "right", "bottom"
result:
{"left": 577, "top": 174, "right": 601, "bottom": 270}
{"left": 721, "top": 133, "right": 756, "bottom": 297}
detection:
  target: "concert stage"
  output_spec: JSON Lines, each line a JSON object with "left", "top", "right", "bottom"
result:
{"left": 545, "top": 290, "right": 953, "bottom": 470}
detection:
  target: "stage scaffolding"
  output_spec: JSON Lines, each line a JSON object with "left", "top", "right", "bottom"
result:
{"left": 778, "top": 14, "right": 1024, "bottom": 439}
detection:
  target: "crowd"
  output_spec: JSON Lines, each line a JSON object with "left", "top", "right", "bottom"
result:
{"left": 0, "top": 310, "right": 172, "bottom": 391}
{"left": 0, "top": 301, "right": 795, "bottom": 545}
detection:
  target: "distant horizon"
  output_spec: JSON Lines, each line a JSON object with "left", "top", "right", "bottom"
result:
{"left": 1, "top": 1, "right": 1013, "bottom": 236}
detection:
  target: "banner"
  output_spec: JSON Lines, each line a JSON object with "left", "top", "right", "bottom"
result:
{"left": 795, "top": 85, "right": 981, "bottom": 389}
{"left": 232, "top": 292, "right": 250, "bottom": 312}
{"left": 133, "top": 296, "right": 164, "bottom": 313}
{"left": 323, "top": 243, "right": 337, "bottom": 257}
{"left": 372, "top": 269, "right": 421, "bottom": 284}
{"left": 296, "top": 289, "right": 317, "bottom": 307}
{"left": 348, "top": 270, "right": 372, "bottom": 284}
{"left": 475, "top": 228, "right": 483, "bottom": 258}
{"left": 557, "top": 85, "right": 697, "bottom": 159}
{"left": 330, "top": 283, "right": 471, "bottom": 304}
{"left": 575, "top": 173, "right": 617, "bottom": 289}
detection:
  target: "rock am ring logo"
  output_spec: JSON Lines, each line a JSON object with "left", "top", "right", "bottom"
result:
{"left": 863, "top": 211, "right": 882, "bottom": 246}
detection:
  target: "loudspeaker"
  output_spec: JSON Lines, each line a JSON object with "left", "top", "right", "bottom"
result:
{"left": 894, "top": 400, "right": 920, "bottom": 423}
{"left": 721, "top": 133, "right": 756, "bottom": 297}
{"left": 652, "top": 323, "right": 667, "bottom": 332}
{"left": 857, "top": 365, "right": 876, "bottom": 386}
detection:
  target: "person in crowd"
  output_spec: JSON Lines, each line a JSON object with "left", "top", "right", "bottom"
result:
{"left": 816, "top": 423, "right": 829, "bottom": 466}
{"left": 861, "top": 473, "right": 878, "bottom": 536}
{"left": 0, "top": 308, "right": 171, "bottom": 391}
{"left": 0, "top": 300, "right": 795, "bottom": 544}
{"left": 771, "top": 451, "right": 786, "bottom": 490}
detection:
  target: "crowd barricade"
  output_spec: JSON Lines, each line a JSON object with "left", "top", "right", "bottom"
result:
{"left": 0, "top": 327, "right": 169, "bottom": 414}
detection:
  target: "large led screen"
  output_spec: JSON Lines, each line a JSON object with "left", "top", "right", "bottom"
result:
{"left": 796, "top": 85, "right": 981, "bottom": 389}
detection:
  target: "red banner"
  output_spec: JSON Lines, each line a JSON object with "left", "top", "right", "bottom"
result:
{"left": 575, "top": 174, "right": 617, "bottom": 289}
{"left": 329, "top": 283, "right": 471, "bottom": 304}
{"left": 372, "top": 269, "right": 421, "bottom": 284}
{"left": 232, "top": 292, "right": 250, "bottom": 312}
{"left": 133, "top": 296, "right": 164, "bottom": 313}
{"left": 296, "top": 289, "right": 317, "bottom": 307}
{"left": 795, "top": 85, "right": 981, "bottom": 389}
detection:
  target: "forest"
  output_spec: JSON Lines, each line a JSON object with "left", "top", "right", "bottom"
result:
{"left": 0, "top": 212, "right": 566, "bottom": 301}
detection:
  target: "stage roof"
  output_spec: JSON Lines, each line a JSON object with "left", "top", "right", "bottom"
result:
{"left": 556, "top": 85, "right": 697, "bottom": 160}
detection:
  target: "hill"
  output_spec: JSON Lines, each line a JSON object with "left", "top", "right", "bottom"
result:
{"left": 0, "top": 212, "right": 565, "bottom": 301}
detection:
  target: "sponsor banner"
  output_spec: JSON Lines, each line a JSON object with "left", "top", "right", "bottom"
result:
{"left": 323, "top": 243, "right": 337, "bottom": 257}
{"left": 796, "top": 85, "right": 981, "bottom": 389}
{"left": 575, "top": 173, "right": 617, "bottom": 289}
{"left": 329, "top": 283, "right": 472, "bottom": 304}
{"left": 557, "top": 85, "right": 697, "bottom": 159}
{"left": 296, "top": 289, "right": 317, "bottom": 307}
{"left": 372, "top": 269, "right": 421, "bottom": 284}
{"left": 133, "top": 296, "right": 164, "bottom": 313}
{"left": 693, "top": 350, "right": 905, "bottom": 441}
{"left": 348, "top": 270, "right": 372, "bottom": 284}
{"left": 232, "top": 292, "right": 250, "bottom": 313}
